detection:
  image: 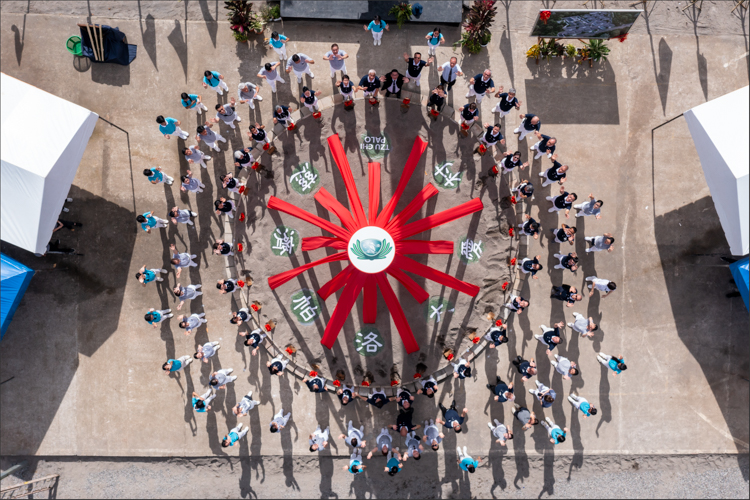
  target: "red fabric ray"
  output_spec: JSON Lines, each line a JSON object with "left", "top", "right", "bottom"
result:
{"left": 327, "top": 134, "right": 367, "bottom": 227}
{"left": 321, "top": 271, "right": 367, "bottom": 349}
{"left": 375, "top": 137, "right": 428, "bottom": 226}
{"left": 385, "top": 183, "right": 439, "bottom": 232}
{"left": 392, "top": 254, "right": 480, "bottom": 297}
{"left": 396, "top": 240, "right": 454, "bottom": 254}
{"left": 386, "top": 267, "right": 430, "bottom": 303}
{"left": 368, "top": 162, "right": 381, "bottom": 225}
{"left": 363, "top": 275, "right": 377, "bottom": 323}
{"left": 392, "top": 198, "right": 484, "bottom": 241}
{"left": 268, "top": 251, "right": 348, "bottom": 290}
{"left": 375, "top": 273, "right": 419, "bottom": 354}
{"left": 314, "top": 188, "right": 358, "bottom": 232}
{"left": 301, "top": 236, "right": 347, "bottom": 252}
{"left": 317, "top": 264, "right": 356, "bottom": 300}
{"left": 267, "top": 196, "right": 351, "bottom": 240}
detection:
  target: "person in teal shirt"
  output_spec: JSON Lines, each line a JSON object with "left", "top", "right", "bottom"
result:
{"left": 202, "top": 70, "right": 228, "bottom": 95}
{"left": 425, "top": 28, "right": 445, "bottom": 56}
{"left": 221, "top": 423, "right": 249, "bottom": 447}
{"left": 269, "top": 31, "right": 288, "bottom": 60}
{"left": 597, "top": 352, "right": 627, "bottom": 376}
{"left": 542, "top": 417, "right": 568, "bottom": 445}
{"left": 180, "top": 92, "right": 207, "bottom": 114}
{"left": 344, "top": 449, "right": 366, "bottom": 474}
{"left": 384, "top": 449, "right": 402, "bottom": 475}
{"left": 457, "top": 446, "right": 481, "bottom": 472}
{"left": 136, "top": 211, "right": 168, "bottom": 234}
{"left": 364, "top": 16, "right": 389, "bottom": 46}
{"left": 192, "top": 390, "right": 216, "bottom": 413}
{"left": 155, "top": 115, "right": 188, "bottom": 140}
{"left": 144, "top": 308, "right": 172, "bottom": 328}
{"left": 135, "top": 264, "right": 166, "bottom": 286}
{"left": 142, "top": 166, "right": 173, "bottom": 185}
{"left": 162, "top": 355, "right": 192, "bottom": 374}
{"left": 568, "top": 394, "right": 597, "bottom": 418}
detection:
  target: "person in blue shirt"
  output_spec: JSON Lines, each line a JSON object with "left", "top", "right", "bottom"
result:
{"left": 221, "top": 423, "right": 249, "bottom": 447}
{"left": 135, "top": 264, "right": 166, "bottom": 286}
{"left": 162, "top": 355, "right": 192, "bottom": 374}
{"left": 457, "top": 446, "right": 482, "bottom": 473}
{"left": 180, "top": 92, "right": 207, "bottom": 114}
{"left": 344, "top": 448, "right": 366, "bottom": 474}
{"left": 268, "top": 31, "right": 288, "bottom": 60}
{"left": 364, "top": 15, "right": 389, "bottom": 46}
{"left": 384, "top": 449, "right": 403, "bottom": 475}
{"left": 192, "top": 390, "right": 216, "bottom": 412}
{"left": 425, "top": 27, "right": 445, "bottom": 56}
{"left": 144, "top": 308, "right": 172, "bottom": 328}
{"left": 136, "top": 211, "right": 168, "bottom": 234}
{"left": 535, "top": 322, "right": 564, "bottom": 354}
{"left": 156, "top": 115, "right": 188, "bottom": 140}
{"left": 531, "top": 132, "right": 557, "bottom": 159}
{"left": 597, "top": 352, "right": 627, "bottom": 376}
{"left": 542, "top": 417, "right": 568, "bottom": 445}
{"left": 202, "top": 70, "right": 228, "bottom": 95}
{"left": 142, "top": 166, "right": 173, "bottom": 186}
{"left": 568, "top": 394, "right": 597, "bottom": 418}
{"left": 514, "top": 113, "right": 541, "bottom": 141}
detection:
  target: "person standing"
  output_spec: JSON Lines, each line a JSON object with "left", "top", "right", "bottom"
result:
{"left": 220, "top": 172, "right": 245, "bottom": 195}
{"left": 518, "top": 214, "right": 541, "bottom": 239}
{"left": 213, "top": 99, "right": 241, "bottom": 130}
{"left": 586, "top": 276, "right": 617, "bottom": 298}
{"left": 257, "top": 61, "right": 285, "bottom": 93}
{"left": 169, "top": 206, "right": 198, "bottom": 226}
{"left": 192, "top": 389, "right": 216, "bottom": 412}
{"left": 551, "top": 224, "right": 577, "bottom": 246}
{"left": 156, "top": 116, "right": 189, "bottom": 140}
{"left": 247, "top": 123, "right": 270, "bottom": 149}
{"left": 367, "top": 427, "right": 393, "bottom": 458}
{"left": 196, "top": 122, "right": 227, "bottom": 152}
{"left": 214, "top": 197, "right": 236, "bottom": 219}
{"left": 143, "top": 166, "right": 173, "bottom": 186}
{"left": 597, "top": 353, "right": 626, "bottom": 376}
{"left": 222, "top": 424, "right": 249, "bottom": 447}
{"left": 492, "top": 88, "right": 521, "bottom": 117}
{"left": 466, "top": 69, "right": 495, "bottom": 104}
{"left": 217, "top": 278, "right": 239, "bottom": 294}
{"left": 498, "top": 150, "right": 528, "bottom": 174}
{"left": 530, "top": 132, "right": 557, "bottom": 159}
{"left": 569, "top": 312, "right": 598, "bottom": 338}
{"left": 586, "top": 233, "right": 616, "bottom": 253}
{"left": 358, "top": 70, "right": 381, "bottom": 102}
{"left": 550, "top": 353, "right": 579, "bottom": 380}
{"left": 361, "top": 387, "right": 391, "bottom": 409}
{"left": 169, "top": 243, "right": 198, "bottom": 279}
{"left": 299, "top": 86, "right": 322, "bottom": 112}
{"left": 403, "top": 52, "right": 432, "bottom": 88}
{"left": 309, "top": 425, "right": 330, "bottom": 452}
{"left": 539, "top": 158, "right": 569, "bottom": 187}
{"left": 425, "top": 28, "right": 445, "bottom": 56}
{"left": 380, "top": 69, "right": 409, "bottom": 98}
{"left": 391, "top": 407, "right": 420, "bottom": 437}
{"left": 135, "top": 265, "right": 167, "bottom": 286}
{"left": 416, "top": 375, "right": 439, "bottom": 398}
{"left": 546, "top": 186, "right": 578, "bottom": 218}
{"left": 568, "top": 393, "right": 597, "bottom": 418}
{"left": 514, "top": 113, "right": 541, "bottom": 141}
{"left": 451, "top": 354, "right": 474, "bottom": 380}
{"left": 324, "top": 44, "right": 348, "bottom": 78}
{"left": 364, "top": 16, "right": 388, "bottom": 46}
{"left": 210, "top": 368, "right": 237, "bottom": 389}
{"left": 234, "top": 147, "right": 255, "bottom": 171}
{"left": 457, "top": 447, "right": 481, "bottom": 473}
{"left": 137, "top": 211, "right": 168, "bottom": 234}
{"left": 511, "top": 403, "right": 539, "bottom": 430}
{"left": 550, "top": 284, "right": 582, "bottom": 307}
{"left": 529, "top": 380, "right": 556, "bottom": 408}
{"left": 179, "top": 312, "right": 207, "bottom": 334}
{"left": 241, "top": 328, "right": 268, "bottom": 356}
{"left": 337, "top": 383, "right": 358, "bottom": 406}
{"left": 237, "top": 82, "right": 263, "bottom": 110}
{"left": 487, "top": 377, "right": 515, "bottom": 403}
{"left": 268, "top": 31, "right": 288, "bottom": 60}
{"left": 162, "top": 355, "right": 192, "bottom": 374}
{"left": 483, "top": 324, "right": 509, "bottom": 348}
{"left": 513, "top": 180, "right": 535, "bottom": 200}
{"left": 488, "top": 420, "right": 513, "bottom": 446}
{"left": 575, "top": 193, "right": 604, "bottom": 219}
{"left": 173, "top": 283, "right": 202, "bottom": 310}
{"left": 384, "top": 449, "right": 403, "bottom": 476}
{"left": 437, "top": 400, "right": 468, "bottom": 433}
{"left": 180, "top": 92, "right": 207, "bottom": 115}
{"left": 267, "top": 354, "right": 290, "bottom": 376}
{"left": 478, "top": 123, "right": 505, "bottom": 151}
{"left": 233, "top": 390, "right": 260, "bottom": 416}
{"left": 402, "top": 431, "right": 423, "bottom": 461}
{"left": 286, "top": 53, "right": 315, "bottom": 83}
{"left": 345, "top": 448, "right": 366, "bottom": 474}
{"left": 202, "top": 70, "right": 228, "bottom": 95}
{"left": 553, "top": 252, "right": 579, "bottom": 272}
{"left": 504, "top": 295, "right": 530, "bottom": 314}
{"left": 339, "top": 420, "right": 366, "bottom": 449}
{"left": 213, "top": 239, "right": 234, "bottom": 256}
{"left": 437, "top": 57, "right": 463, "bottom": 92}
{"left": 303, "top": 373, "right": 327, "bottom": 393}
{"left": 336, "top": 75, "right": 356, "bottom": 104}
{"left": 273, "top": 104, "right": 295, "bottom": 127}
{"left": 535, "top": 323, "right": 563, "bottom": 354}
{"left": 422, "top": 419, "right": 444, "bottom": 451}
{"left": 512, "top": 355, "right": 537, "bottom": 381}
{"left": 542, "top": 417, "right": 568, "bottom": 445}
{"left": 145, "top": 308, "right": 172, "bottom": 328}
{"left": 183, "top": 144, "right": 211, "bottom": 169}
{"left": 518, "top": 255, "right": 543, "bottom": 279}
{"left": 194, "top": 340, "right": 220, "bottom": 363}
{"left": 391, "top": 388, "right": 415, "bottom": 410}
{"left": 459, "top": 102, "right": 479, "bottom": 128}
{"left": 180, "top": 170, "right": 205, "bottom": 194}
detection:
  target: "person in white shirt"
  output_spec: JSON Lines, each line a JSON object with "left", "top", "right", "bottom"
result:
{"left": 233, "top": 390, "right": 260, "bottom": 416}
{"left": 438, "top": 57, "right": 463, "bottom": 92}
{"left": 194, "top": 341, "right": 220, "bottom": 363}
{"left": 586, "top": 276, "right": 617, "bottom": 298}
{"left": 338, "top": 420, "right": 366, "bottom": 449}
{"left": 309, "top": 425, "right": 330, "bottom": 452}
{"left": 286, "top": 53, "right": 315, "bottom": 83}
{"left": 169, "top": 243, "right": 197, "bottom": 279}
{"left": 257, "top": 61, "right": 285, "bottom": 93}
{"left": 585, "top": 233, "right": 615, "bottom": 253}
{"left": 179, "top": 312, "right": 207, "bottom": 334}
{"left": 401, "top": 431, "right": 424, "bottom": 461}
{"left": 212, "top": 99, "right": 241, "bottom": 130}
{"left": 269, "top": 408, "right": 291, "bottom": 433}
{"left": 575, "top": 193, "right": 604, "bottom": 219}
{"left": 323, "top": 43, "right": 349, "bottom": 78}
{"left": 488, "top": 419, "right": 513, "bottom": 446}
{"left": 549, "top": 354, "right": 579, "bottom": 380}
{"left": 183, "top": 145, "right": 210, "bottom": 169}
{"left": 422, "top": 419, "right": 445, "bottom": 451}
{"left": 568, "top": 312, "right": 598, "bottom": 338}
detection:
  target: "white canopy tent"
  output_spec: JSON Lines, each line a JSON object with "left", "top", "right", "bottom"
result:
{"left": 1, "top": 73, "right": 98, "bottom": 255}
{"left": 684, "top": 86, "right": 749, "bottom": 256}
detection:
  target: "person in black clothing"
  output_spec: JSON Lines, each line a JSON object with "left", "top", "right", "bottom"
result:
{"left": 531, "top": 132, "right": 557, "bottom": 159}
{"left": 417, "top": 376, "right": 439, "bottom": 398}
{"left": 459, "top": 102, "right": 479, "bottom": 127}
{"left": 337, "top": 384, "right": 357, "bottom": 405}
{"left": 513, "top": 180, "right": 534, "bottom": 200}
{"left": 514, "top": 113, "right": 541, "bottom": 140}
{"left": 216, "top": 278, "right": 237, "bottom": 294}
{"left": 427, "top": 85, "right": 446, "bottom": 114}
{"left": 547, "top": 186, "right": 578, "bottom": 218}
{"left": 53, "top": 219, "right": 82, "bottom": 232}
{"left": 437, "top": 400, "right": 468, "bottom": 433}
{"left": 484, "top": 324, "right": 509, "bottom": 348}
{"left": 466, "top": 69, "right": 495, "bottom": 103}
{"left": 391, "top": 407, "right": 421, "bottom": 437}
{"left": 551, "top": 224, "right": 577, "bottom": 246}
{"left": 240, "top": 329, "right": 267, "bottom": 356}
{"left": 535, "top": 323, "right": 563, "bottom": 353}
{"left": 214, "top": 197, "right": 235, "bottom": 218}
{"left": 492, "top": 87, "right": 521, "bottom": 117}
{"left": 403, "top": 52, "right": 433, "bottom": 87}
{"left": 512, "top": 355, "right": 537, "bottom": 381}
{"left": 303, "top": 374, "right": 327, "bottom": 393}
{"left": 518, "top": 214, "right": 541, "bottom": 239}
{"left": 299, "top": 86, "right": 322, "bottom": 112}
{"left": 360, "top": 387, "right": 390, "bottom": 409}
{"left": 247, "top": 123, "right": 270, "bottom": 148}
{"left": 499, "top": 150, "right": 528, "bottom": 174}
{"left": 487, "top": 377, "right": 515, "bottom": 403}
{"left": 380, "top": 69, "right": 409, "bottom": 98}
{"left": 234, "top": 147, "right": 255, "bottom": 170}
{"left": 540, "top": 158, "right": 569, "bottom": 187}
{"left": 336, "top": 75, "right": 356, "bottom": 103}
{"left": 554, "top": 252, "right": 579, "bottom": 272}
{"left": 479, "top": 123, "right": 505, "bottom": 150}
{"left": 273, "top": 104, "right": 295, "bottom": 127}
{"left": 519, "top": 255, "right": 543, "bottom": 279}
{"left": 390, "top": 388, "right": 415, "bottom": 409}
{"left": 550, "top": 284, "right": 583, "bottom": 307}
{"left": 504, "top": 295, "right": 529, "bottom": 315}
{"left": 213, "top": 239, "right": 233, "bottom": 256}
{"left": 358, "top": 70, "right": 381, "bottom": 102}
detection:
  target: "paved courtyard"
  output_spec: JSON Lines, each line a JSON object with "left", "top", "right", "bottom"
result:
{"left": 0, "top": 0, "right": 748, "bottom": 497}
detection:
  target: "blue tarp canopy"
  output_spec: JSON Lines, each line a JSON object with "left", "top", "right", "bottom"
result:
{"left": 730, "top": 256, "right": 749, "bottom": 311}
{"left": 1, "top": 253, "right": 34, "bottom": 338}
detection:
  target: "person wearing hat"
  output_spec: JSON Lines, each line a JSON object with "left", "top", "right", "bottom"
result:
{"left": 257, "top": 61, "right": 285, "bottom": 93}
{"left": 299, "top": 86, "right": 322, "bottom": 113}
{"left": 268, "top": 31, "right": 288, "bottom": 60}
{"left": 237, "top": 82, "right": 263, "bottom": 109}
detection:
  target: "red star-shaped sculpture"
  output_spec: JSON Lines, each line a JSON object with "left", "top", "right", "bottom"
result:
{"left": 267, "top": 134, "right": 483, "bottom": 353}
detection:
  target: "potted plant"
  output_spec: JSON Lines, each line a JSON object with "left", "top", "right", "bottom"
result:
{"left": 225, "top": 1, "right": 254, "bottom": 41}
{"left": 526, "top": 43, "right": 541, "bottom": 63}
{"left": 249, "top": 13, "right": 265, "bottom": 34}
{"left": 584, "top": 39, "right": 610, "bottom": 66}
{"left": 389, "top": 3, "right": 413, "bottom": 29}
{"left": 455, "top": 0, "right": 496, "bottom": 53}
{"left": 480, "top": 31, "right": 492, "bottom": 47}
{"left": 261, "top": 4, "right": 281, "bottom": 22}
{"left": 565, "top": 43, "right": 577, "bottom": 59}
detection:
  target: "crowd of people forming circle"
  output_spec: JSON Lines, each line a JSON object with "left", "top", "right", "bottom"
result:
{"left": 131, "top": 18, "right": 627, "bottom": 476}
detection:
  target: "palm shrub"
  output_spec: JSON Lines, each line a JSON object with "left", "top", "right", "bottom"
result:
{"left": 389, "top": 3, "right": 413, "bottom": 29}
{"left": 456, "top": 0, "right": 496, "bottom": 52}
{"left": 225, "top": 1, "right": 254, "bottom": 40}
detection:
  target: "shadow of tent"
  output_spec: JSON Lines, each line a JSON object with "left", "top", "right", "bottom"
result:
{"left": 0, "top": 185, "right": 136, "bottom": 456}
{"left": 91, "top": 61, "right": 131, "bottom": 87}
{"left": 654, "top": 195, "right": 750, "bottom": 468}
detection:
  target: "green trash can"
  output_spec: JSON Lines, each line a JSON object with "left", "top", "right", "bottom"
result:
{"left": 66, "top": 36, "right": 82, "bottom": 56}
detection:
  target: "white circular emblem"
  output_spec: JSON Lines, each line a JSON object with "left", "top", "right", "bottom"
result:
{"left": 347, "top": 226, "right": 396, "bottom": 274}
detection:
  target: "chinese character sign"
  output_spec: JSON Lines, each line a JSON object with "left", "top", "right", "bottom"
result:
{"left": 458, "top": 235, "right": 483, "bottom": 264}
{"left": 289, "top": 162, "right": 320, "bottom": 195}
{"left": 354, "top": 327, "right": 385, "bottom": 357}
{"left": 270, "top": 226, "right": 300, "bottom": 256}
{"left": 290, "top": 289, "right": 321, "bottom": 325}
{"left": 433, "top": 161, "right": 463, "bottom": 189}
{"left": 423, "top": 296, "right": 455, "bottom": 323}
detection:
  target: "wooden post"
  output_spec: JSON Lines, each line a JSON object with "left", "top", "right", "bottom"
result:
{"left": 84, "top": 23, "right": 99, "bottom": 60}
{"left": 98, "top": 23, "right": 105, "bottom": 60}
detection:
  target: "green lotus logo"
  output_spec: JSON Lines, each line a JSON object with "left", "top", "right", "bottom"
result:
{"left": 350, "top": 238, "right": 392, "bottom": 260}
